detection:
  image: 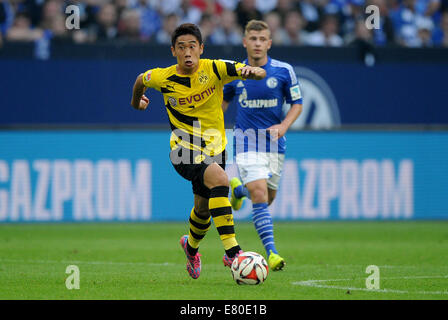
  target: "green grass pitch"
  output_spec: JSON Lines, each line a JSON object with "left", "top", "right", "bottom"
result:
{"left": 0, "top": 221, "right": 447, "bottom": 300}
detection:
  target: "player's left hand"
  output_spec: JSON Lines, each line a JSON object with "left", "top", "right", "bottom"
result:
{"left": 267, "top": 124, "right": 287, "bottom": 141}
{"left": 238, "top": 66, "right": 266, "bottom": 80}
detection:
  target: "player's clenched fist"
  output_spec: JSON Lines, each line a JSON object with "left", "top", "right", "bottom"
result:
{"left": 138, "top": 95, "right": 149, "bottom": 110}
{"left": 130, "top": 73, "right": 150, "bottom": 110}
{"left": 237, "top": 65, "right": 266, "bottom": 80}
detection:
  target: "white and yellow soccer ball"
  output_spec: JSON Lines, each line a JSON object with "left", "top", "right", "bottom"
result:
{"left": 231, "top": 251, "right": 269, "bottom": 285}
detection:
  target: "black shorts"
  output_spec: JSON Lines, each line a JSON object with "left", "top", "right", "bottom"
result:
{"left": 170, "top": 147, "right": 227, "bottom": 199}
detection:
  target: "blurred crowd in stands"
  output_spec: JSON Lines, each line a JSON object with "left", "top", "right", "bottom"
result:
{"left": 1, "top": 0, "right": 448, "bottom": 49}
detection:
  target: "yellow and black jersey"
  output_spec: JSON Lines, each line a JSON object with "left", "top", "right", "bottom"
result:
{"left": 142, "top": 59, "right": 246, "bottom": 156}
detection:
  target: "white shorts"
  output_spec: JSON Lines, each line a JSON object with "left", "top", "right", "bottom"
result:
{"left": 235, "top": 151, "right": 285, "bottom": 190}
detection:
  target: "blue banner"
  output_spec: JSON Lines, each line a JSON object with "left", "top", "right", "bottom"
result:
{"left": 1, "top": 59, "right": 447, "bottom": 126}
{"left": 0, "top": 130, "right": 447, "bottom": 222}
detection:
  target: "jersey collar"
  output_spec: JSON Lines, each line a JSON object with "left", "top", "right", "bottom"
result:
{"left": 244, "top": 56, "right": 271, "bottom": 68}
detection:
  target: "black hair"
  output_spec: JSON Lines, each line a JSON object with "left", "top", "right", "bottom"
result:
{"left": 171, "top": 23, "right": 203, "bottom": 47}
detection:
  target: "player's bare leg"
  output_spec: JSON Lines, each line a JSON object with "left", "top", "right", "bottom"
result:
{"left": 203, "top": 162, "right": 229, "bottom": 188}
{"left": 246, "top": 179, "right": 268, "bottom": 203}
{"left": 230, "top": 179, "right": 277, "bottom": 207}
{"left": 267, "top": 188, "right": 277, "bottom": 206}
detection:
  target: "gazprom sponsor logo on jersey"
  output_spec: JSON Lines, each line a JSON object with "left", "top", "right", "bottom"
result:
{"left": 238, "top": 88, "right": 278, "bottom": 109}
{"left": 0, "top": 159, "right": 151, "bottom": 222}
{"left": 288, "top": 66, "right": 341, "bottom": 129}
{"left": 178, "top": 85, "right": 216, "bottom": 105}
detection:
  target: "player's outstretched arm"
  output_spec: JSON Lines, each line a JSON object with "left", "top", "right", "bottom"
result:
{"left": 238, "top": 66, "right": 266, "bottom": 80}
{"left": 130, "top": 73, "right": 149, "bottom": 110}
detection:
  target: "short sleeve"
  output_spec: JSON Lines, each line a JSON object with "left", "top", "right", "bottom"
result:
{"left": 281, "top": 65, "right": 303, "bottom": 105}
{"left": 142, "top": 68, "right": 161, "bottom": 89}
{"left": 223, "top": 82, "right": 236, "bottom": 102}
{"left": 213, "top": 59, "right": 246, "bottom": 84}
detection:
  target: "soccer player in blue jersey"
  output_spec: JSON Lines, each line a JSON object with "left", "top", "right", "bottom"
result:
{"left": 222, "top": 20, "right": 303, "bottom": 271}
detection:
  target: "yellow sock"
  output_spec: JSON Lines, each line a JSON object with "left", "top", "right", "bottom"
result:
{"left": 187, "top": 208, "right": 211, "bottom": 254}
{"left": 209, "top": 186, "right": 241, "bottom": 257}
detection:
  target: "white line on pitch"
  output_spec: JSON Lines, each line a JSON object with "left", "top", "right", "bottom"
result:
{"left": 291, "top": 264, "right": 448, "bottom": 269}
{"left": 292, "top": 275, "right": 448, "bottom": 295}
{"left": 0, "top": 258, "right": 179, "bottom": 267}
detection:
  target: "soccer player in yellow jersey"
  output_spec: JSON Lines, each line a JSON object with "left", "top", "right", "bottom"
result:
{"left": 130, "top": 23, "right": 266, "bottom": 279}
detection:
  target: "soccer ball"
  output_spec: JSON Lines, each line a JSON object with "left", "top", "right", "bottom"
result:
{"left": 231, "top": 251, "right": 269, "bottom": 285}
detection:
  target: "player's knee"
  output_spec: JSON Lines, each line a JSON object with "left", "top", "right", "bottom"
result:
{"left": 212, "top": 172, "right": 229, "bottom": 188}
{"left": 250, "top": 187, "right": 267, "bottom": 203}
{"left": 204, "top": 163, "right": 229, "bottom": 188}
